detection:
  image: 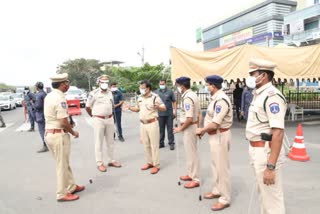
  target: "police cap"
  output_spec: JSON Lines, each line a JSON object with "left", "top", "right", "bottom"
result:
{"left": 175, "top": 76, "right": 191, "bottom": 84}
{"left": 249, "top": 58, "right": 276, "bottom": 73}
{"left": 50, "top": 73, "right": 69, "bottom": 83}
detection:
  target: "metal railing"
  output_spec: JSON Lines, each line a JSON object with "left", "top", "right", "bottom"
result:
{"left": 287, "top": 91, "right": 320, "bottom": 110}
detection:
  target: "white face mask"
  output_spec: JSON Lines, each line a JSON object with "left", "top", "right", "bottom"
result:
{"left": 159, "top": 85, "right": 165, "bottom": 90}
{"left": 100, "top": 83, "right": 109, "bottom": 90}
{"left": 245, "top": 76, "right": 257, "bottom": 89}
{"left": 140, "top": 88, "right": 146, "bottom": 95}
{"left": 111, "top": 87, "right": 117, "bottom": 92}
{"left": 177, "top": 86, "right": 182, "bottom": 94}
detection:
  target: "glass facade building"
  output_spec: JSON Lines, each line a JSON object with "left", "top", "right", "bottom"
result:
{"left": 202, "top": 0, "right": 297, "bottom": 51}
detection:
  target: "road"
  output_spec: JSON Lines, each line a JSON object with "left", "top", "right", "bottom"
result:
{"left": 0, "top": 107, "right": 319, "bottom": 214}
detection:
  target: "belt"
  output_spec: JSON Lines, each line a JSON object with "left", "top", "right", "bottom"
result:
{"left": 46, "top": 129, "right": 64, "bottom": 134}
{"left": 93, "top": 114, "right": 113, "bottom": 119}
{"left": 250, "top": 141, "right": 272, "bottom": 147}
{"left": 140, "top": 118, "right": 158, "bottom": 124}
{"left": 208, "top": 128, "right": 230, "bottom": 135}
{"left": 180, "top": 121, "right": 198, "bottom": 126}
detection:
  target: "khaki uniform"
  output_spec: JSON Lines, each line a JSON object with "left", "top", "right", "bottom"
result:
{"left": 44, "top": 89, "right": 77, "bottom": 199}
{"left": 246, "top": 82, "right": 286, "bottom": 214}
{"left": 86, "top": 88, "right": 116, "bottom": 166}
{"left": 137, "top": 92, "right": 163, "bottom": 167}
{"left": 180, "top": 89, "right": 200, "bottom": 182}
{"left": 204, "top": 89, "right": 233, "bottom": 205}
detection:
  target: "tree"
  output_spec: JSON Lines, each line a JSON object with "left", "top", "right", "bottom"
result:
{"left": 57, "top": 58, "right": 102, "bottom": 91}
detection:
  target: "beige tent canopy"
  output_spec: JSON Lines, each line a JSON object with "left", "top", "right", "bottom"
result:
{"left": 170, "top": 44, "right": 320, "bottom": 82}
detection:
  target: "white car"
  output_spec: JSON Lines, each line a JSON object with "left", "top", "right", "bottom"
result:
{"left": 65, "top": 87, "right": 86, "bottom": 108}
{"left": 12, "top": 93, "right": 24, "bottom": 107}
{"left": 0, "top": 95, "right": 17, "bottom": 110}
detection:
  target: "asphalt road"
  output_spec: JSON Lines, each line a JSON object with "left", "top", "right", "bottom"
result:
{"left": 0, "top": 107, "right": 319, "bottom": 214}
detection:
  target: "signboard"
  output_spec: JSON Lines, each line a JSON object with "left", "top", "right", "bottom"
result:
{"left": 221, "top": 28, "right": 253, "bottom": 46}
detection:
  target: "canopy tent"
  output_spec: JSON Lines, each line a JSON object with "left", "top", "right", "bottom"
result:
{"left": 170, "top": 44, "right": 320, "bottom": 82}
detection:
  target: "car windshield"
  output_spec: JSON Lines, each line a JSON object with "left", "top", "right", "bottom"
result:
{"left": 0, "top": 96, "right": 9, "bottom": 101}
{"left": 67, "top": 90, "right": 82, "bottom": 95}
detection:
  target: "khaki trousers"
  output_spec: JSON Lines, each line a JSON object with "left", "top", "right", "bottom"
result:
{"left": 249, "top": 143, "right": 285, "bottom": 214}
{"left": 209, "top": 130, "right": 231, "bottom": 205}
{"left": 182, "top": 124, "right": 199, "bottom": 182}
{"left": 140, "top": 121, "right": 160, "bottom": 168}
{"left": 93, "top": 117, "right": 115, "bottom": 166}
{"left": 45, "top": 132, "right": 76, "bottom": 199}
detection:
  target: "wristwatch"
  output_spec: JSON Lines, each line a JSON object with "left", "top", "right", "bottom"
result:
{"left": 267, "top": 163, "right": 276, "bottom": 170}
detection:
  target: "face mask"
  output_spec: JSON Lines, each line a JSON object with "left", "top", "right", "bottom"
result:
{"left": 177, "top": 86, "right": 182, "bottom": 94}
{"left": 159, "top": 85, "right": 165, "bottom": 90}
{"left": 245, "top": 76, "right": 256, "bottom": 89}
{"left": 140, "top": 88, "right": 146, "bottom": 95}
{"left": 111, "top": 87, "right": 117, "bottom": 92}
{"left": 204, "top": 86, "right": 209, "bottom": 94}
{"left": 100, "top": 83, "right": 108, "bottom": 90}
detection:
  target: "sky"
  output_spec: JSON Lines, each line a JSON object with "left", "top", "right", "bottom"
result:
{"left": 0, "top": 0, "right": 261, "bottom": 86}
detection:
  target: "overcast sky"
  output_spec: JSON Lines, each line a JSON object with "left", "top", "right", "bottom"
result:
{"left": 0, "top": 0, "right": 261, "bottom": 86}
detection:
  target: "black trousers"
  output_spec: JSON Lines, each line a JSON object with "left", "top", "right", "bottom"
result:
{"left": 158, "top": 114, "right": 175, "bottom": 146}
{"left": 113, "top": 111, "right": 123, "bottom": 137}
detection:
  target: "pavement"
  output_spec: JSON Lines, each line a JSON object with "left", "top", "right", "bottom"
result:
{"left": 0, "top": 107, "right": 319, "bottom": 214}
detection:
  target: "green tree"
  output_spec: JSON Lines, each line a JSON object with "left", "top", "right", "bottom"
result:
{"left": 57, "top": 58, "right": 102, "bottom": 91}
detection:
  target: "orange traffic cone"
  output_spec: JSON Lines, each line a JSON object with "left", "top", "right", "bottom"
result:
{"left": 288, "top": 123, "right": 310, "bottom": 161}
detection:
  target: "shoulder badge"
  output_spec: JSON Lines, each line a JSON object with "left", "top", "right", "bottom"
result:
{"left": 61, "top": 102, "right": 67, "bottom": 109}
{"left": 185, "top": 103, "right": 191, "bottom": 111}
{"left": 269, "top": 102, "right": 280, "bottom": 114}
{"left": 215, "top": 105, "right": 222, "bottom": 113}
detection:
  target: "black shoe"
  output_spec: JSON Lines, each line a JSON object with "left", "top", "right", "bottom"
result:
{"left": 159, "top": 144, "right": 165, "bottom": 149}
{"left": 28, "top": 128, "right": 35, "bottom": 132}
{"left": 37, "top": 146, "right": 49, "bottom": 153}
{"left": 118, "top": 136, "right": 125, "bottom": 142}
{"left": 169, "top": 144, "right": 175, "bottom": 150}
{"left": 0, "top": 124, "right": 5, "bottom": 128}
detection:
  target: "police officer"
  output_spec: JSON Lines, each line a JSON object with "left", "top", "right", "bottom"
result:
{"left": 35, "top": 82, "right": 48, "bottom": 153}
{"left": 86, "top": 75, "right": 122, "bottom": 172}
{"left": 24, "top": 86, "right": 36, "bottom": 131}
{"left": 127, "top": 80, "right": 166, "bottom": 174}
{"left": 245, "top": 59, "right": 286, "bottom": 214}
{"left": 241, "top": 85, "right": 254, "bottom": 120}
{"left": 173, "top": 76, "right": 200, "bottom": 189}
{"left": 44, "top": 73, "right": 84, "bottom": 202}
{"left": 196, "top": 75, "right": 233, "bottom": 211}
{"left": 110, "top": 82, "right": 125, "bottom": 142}
{"left": 154, "top": 79, "right": 177, "bottom": 150}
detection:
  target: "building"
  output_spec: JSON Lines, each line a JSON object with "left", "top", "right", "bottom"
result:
{"left": 283, "top": 1, "right": 320, "bottom": 46}
{"left": 202, "top": 0, "right": 297, "bottom": 51}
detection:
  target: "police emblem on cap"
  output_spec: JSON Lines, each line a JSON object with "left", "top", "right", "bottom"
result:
{"left": 185, "top": 103, "right": 191, "bottom": 111}
{"left": 215, "top": 105, "right": 222, "bottom": 113}
{"left": 61, "top": 102, "right": 67, "bottom": 109}
{"left": 269, "top": 103, "right": 280, "bottom": 114}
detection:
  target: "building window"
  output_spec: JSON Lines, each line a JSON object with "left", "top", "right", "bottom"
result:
{"left": 304, "top": 20, "right": 319, "bottom": 31}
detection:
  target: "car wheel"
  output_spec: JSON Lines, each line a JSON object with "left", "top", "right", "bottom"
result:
{"left": 14, "top": 105, "right": 16, "bottom": 109}
{"left": 9, "top": 105, "right": 12, "bottom": 110}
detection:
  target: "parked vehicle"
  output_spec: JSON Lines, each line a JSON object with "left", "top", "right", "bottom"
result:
{"left": 65, "top": 86, "right": 86, "bottom": 108}
{"left": 12, "top": 93, "right": 24, "bottom": 107}
{"left": 0, "top": 95, "right": 17, "bottom": 110}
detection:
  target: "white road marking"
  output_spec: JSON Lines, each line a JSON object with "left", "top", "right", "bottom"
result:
{"left": 15, "top": 122, "right": 35, "bottom": 132}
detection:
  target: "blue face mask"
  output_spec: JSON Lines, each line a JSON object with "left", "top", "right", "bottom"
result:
{"left": 159, "top": 85, "right": 165, "bottom": 90}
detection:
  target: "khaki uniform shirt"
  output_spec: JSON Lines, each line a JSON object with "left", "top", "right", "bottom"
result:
{"left": 204, "top": 90, "right": 233, "bottom": 128}
{"left": 44, "top": 89, "right": 69, "bottom": 129}
{"left": 246, "top": 82, "right": 287, "bottom": 141}
{"left": 137, "top": 92, "right": 163, "bottom": 121}
{"left": 86, "top": 88, "right": 114, "bottom": 116}
{"left": 180, "top": 89, "right": 200, "bottom": 123}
